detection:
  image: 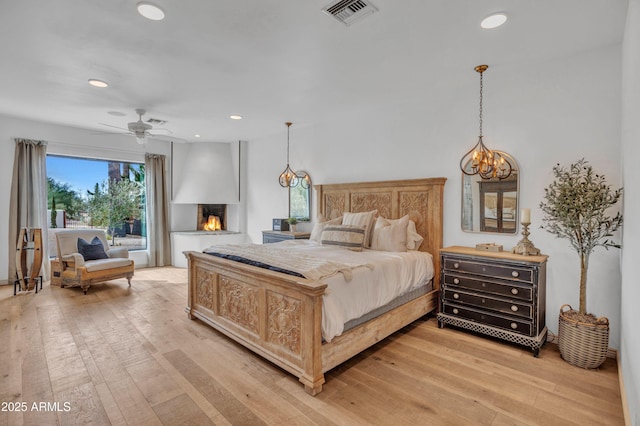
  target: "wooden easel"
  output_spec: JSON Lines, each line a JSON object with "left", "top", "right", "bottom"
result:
{"left": 15, "top": 227, "right": 43, "bottom": 295}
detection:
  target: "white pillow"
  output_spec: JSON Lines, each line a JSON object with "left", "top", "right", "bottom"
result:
{"left": 406, "top": 220, "right": 424, "bottom": 251}
{"left": 370, "top": 216, "right": 424, "bottom": 251}
{"left": 371, "top": 215, "right": 409, "bottom": 252}
{"left": 309, "top": 216, "right": 342, "bottom": 242}
{"left": 342, "top": 210, "right": 377, "bottom": 248}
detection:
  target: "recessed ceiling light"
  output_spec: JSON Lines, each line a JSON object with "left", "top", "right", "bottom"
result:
{"left": 481, "top": 13, "right": 507, "bottom": 29}
{"left": 108, "top": 111, "right": 126, "bottom": 117}
{"left": 88, "top": 79, "right": 108, "bottom": 88}
{"left": 194, "top": 134, "right": 201, "bottom": 138}
{"left": 230, "top": 115, "right": 242, "bottom": 120}
{"left": 137, "top": 2, "right": 165, "bottom": 21}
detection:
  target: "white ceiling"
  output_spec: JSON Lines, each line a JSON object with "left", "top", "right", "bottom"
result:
{"left": 0, "top": 0, "right": 628, "bottom": 143}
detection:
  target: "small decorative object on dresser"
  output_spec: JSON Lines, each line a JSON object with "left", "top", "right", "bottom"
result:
{"left": 287, "top": 217, "right": 298, "bottom": 232}
{"left": 512, "top": 208, "right": 540, "bottom": 256}
{"left": 438, "top": 246, "right": 548, "bottom": 357}
{"left": 262, "top": 230, "right": 310, "bottom": 244}
{"left": 540, "top": 159, "right": 622, "bottom": 369}
{"left": 475, "top": 243, "right": 503, "bottom": 252}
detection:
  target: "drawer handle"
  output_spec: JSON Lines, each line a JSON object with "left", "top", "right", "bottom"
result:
{"left": 511, "top": 305, "right": 519, "bottom": 312}
{"left": 511, "top": 271, "right": 520, "bottom": 278}
{"left": 510, "top": 322, "right": 518, "bottom": 329}
{"left": 453, "top": 262, "right": 460, "bottom": 269}
{"left": 511, "top": 288, "right": 519, "bottom": 295}
{"left": 453, "top": 293, "right": 460, "bottom": 299}
{"left": 453, "top": 278, "right": 460, "bottom": 284}
{"left": 452, "top": 308, "right": 459, "bottom": 315}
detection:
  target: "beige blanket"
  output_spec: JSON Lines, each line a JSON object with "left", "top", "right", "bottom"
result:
{"left": 204, "top": 243, "right": 373, "bottom": 281}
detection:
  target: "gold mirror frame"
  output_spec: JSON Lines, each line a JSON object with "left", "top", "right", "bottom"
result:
{"left": 461, "top": 152, "right": 519, "bottom": 234}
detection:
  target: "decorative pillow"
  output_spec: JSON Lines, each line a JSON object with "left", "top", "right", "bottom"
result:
{"left": 406, "top": 220, "right": 424, "bottom": 251}
{"left": 321, "top": 225, "right": 366, "bottom": 252}
{"left": 309, "top": 216, "right": 342, "bottom": 242}
{"left": 77, "top": 236, "right": 109, "bottom": 261}
{"left": 342, "top": 210, "right": 377, "bottom": 248}
{"left": 371, "top": 215, "right": 409, "bottom": 252}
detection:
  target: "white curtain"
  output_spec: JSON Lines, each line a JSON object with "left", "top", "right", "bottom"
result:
{"left": 145, "top": 153, "right": 171, "bottom": 267}
{"left": 8, "top": 139, "right": 49, "bottom": 282}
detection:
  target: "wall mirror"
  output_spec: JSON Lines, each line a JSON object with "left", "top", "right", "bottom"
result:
{"left": 461, "top": 152, "right": 519, "bottom": 233}
{"left": 289, "top": 171, "right": 311, "bottom": 221}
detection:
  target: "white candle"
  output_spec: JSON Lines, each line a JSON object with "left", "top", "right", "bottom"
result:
{"left": 521, "top": 208, "right": 531, "bottom": 224}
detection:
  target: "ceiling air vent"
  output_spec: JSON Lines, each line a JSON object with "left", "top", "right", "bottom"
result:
{"left": 146, "top": 118, "right": 167, "bottom": 125}
{"left": 322, "top": 0, "right": 378, "bottom": 26}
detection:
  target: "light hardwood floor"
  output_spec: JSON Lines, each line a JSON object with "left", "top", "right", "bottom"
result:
{"left": 1, "top": 267, "right": 624, "bottom": 425}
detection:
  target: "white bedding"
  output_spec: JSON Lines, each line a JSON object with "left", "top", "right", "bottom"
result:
{"left": 211, "top": 240, "right": 434, "bottom": 342}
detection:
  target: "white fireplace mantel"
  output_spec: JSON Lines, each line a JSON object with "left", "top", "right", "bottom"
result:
{"left": 171, "top": 231, "right": 248, "bottom": 268}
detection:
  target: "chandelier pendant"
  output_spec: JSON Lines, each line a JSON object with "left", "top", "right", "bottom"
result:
{"left": 279, "top": 164, "right": 299, "bottom": 187}
{"left": 279, "top": 122, "right": 301, "bottom": 188}
{"left": 460, "top": 65, "right": 513, "bottom": 180}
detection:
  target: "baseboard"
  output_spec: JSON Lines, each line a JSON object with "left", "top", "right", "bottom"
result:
{"left": 617, "top": 352, "right": 631, "bottom": 426}
{"left": 546, "top": 331, "right": 617, "bottom": 359}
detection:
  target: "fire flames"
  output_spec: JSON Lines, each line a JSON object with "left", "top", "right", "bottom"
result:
{"left": 203, "top": 215, "right": 222, "bottom": 231}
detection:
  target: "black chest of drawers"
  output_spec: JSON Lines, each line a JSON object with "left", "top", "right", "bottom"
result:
{"left": 437, "top": 246, "right": 548, "bottom": 356}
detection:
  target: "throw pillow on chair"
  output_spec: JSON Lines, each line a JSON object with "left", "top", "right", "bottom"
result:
{"left": 77, "top": 237, "right": 109, "bottom": 261}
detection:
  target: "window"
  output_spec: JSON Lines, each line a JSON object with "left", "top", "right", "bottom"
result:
{"left": 46, "top": 155, "right": 147, "bottom": 254}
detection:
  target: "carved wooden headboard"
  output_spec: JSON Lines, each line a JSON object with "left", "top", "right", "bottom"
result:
{"left": 314, "top": 177, "right": 446, "bottom": 288}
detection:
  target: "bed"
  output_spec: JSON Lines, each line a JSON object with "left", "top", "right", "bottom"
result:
{"left": 184, "top": 177, "right": 446, "bottom": 395}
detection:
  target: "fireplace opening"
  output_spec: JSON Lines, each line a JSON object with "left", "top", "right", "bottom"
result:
{"left": 197, "top": 204, "right": 226, "bottom": 231}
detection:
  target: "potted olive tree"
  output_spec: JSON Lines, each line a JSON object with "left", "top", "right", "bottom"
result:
{"left": 540, "top": 159, "right": 623, "bottom": 368}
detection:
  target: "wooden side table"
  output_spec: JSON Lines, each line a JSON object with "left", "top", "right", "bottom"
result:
{"left": 262, "top": 230, "right": 311, "bottom": 244}
{"left": 50, "top": 259, "right": 63, "bottom": 286}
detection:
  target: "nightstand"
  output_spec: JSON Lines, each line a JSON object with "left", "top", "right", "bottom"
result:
{"left": 438, "top": 246, "right": 548, "bottom": 356}
{"left": 262, "top": 230, "right": 311, "bottom": 244}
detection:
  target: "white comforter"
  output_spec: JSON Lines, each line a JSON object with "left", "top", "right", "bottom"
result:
{"left": 266, "top": 240, "right": 434, "bottom": 342}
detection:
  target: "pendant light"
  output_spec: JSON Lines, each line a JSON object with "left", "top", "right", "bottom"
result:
{"left": 279, "top": 122, "right": 300, "bottom": 187}
{"left": 460, "top": 65, "right": 513, "bottom": 180}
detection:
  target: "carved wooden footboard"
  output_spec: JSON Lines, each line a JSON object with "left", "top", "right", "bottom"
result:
{"left": 186, "top": 250, "right": 328, "bottom": 394}
{"left": 186, "top": 177, "right": 446, "bottom": 395}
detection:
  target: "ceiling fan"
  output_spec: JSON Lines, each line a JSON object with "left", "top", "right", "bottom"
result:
{"left": 98, "top": 108, "right": 172, "bottom": 144}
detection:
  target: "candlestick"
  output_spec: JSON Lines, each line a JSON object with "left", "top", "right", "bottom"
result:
{"left": 512, "top": 219, "right": 540, "bottom": 256}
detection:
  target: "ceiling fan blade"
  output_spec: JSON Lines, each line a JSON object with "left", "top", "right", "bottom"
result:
{"left": 148, "top": 134, "right": 188, "bottom": 143}
{"left": 148, "top": 128, "right": 173, "bottom": 136}
{"left": 91, "top": 130, "right": 131, "bottom": 135}
{"left": 99, "top": 122, "right": 130, "bottom": 131}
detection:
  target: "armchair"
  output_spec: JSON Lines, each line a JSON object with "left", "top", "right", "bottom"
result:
{"left": 55, "top": 229, "right": 134, "bottom": 294}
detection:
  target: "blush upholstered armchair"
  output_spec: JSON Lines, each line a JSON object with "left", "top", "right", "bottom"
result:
{"left": 55, "top": 229, "right": 134, "bottom": 294}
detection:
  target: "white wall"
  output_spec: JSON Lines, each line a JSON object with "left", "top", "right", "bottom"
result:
{"left": 245, "top": 45, "right": 624, "bottom": 349}
{"left": 621, "top": 0, "right": 640, "bottom": 422}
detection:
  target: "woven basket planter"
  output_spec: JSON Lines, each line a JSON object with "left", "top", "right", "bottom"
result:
{"left": 558, "top": 304, "right": 609, "bottom": 369}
